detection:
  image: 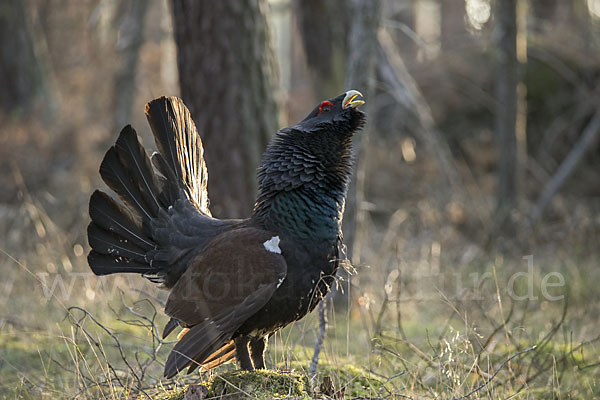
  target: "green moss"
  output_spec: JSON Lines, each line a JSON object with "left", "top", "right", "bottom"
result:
{"left": 208, "top": 369, "right": 308, "bottom": 400}
{"left": 152, "top": 386, "right": 186, "bottom": 400}
{"left": 155, "top": 363, "right": 387, "bottom": 399}
{"left": 302, "top": 362, "right": 390, "bottom": 398}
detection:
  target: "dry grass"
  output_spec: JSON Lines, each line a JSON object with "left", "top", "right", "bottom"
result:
{"left": 1, "top": 180, "right": 599, "bottom": 399}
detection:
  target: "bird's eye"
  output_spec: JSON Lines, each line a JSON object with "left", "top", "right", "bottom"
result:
{"left": 318, "top": 100, "right": 333, "bottom": 115}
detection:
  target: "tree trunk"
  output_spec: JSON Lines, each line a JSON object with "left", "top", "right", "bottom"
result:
{"left": 343, "top": 0, "right": 382, "bottom": 264}
{"left": 440, "top": 0, "right": 466, "bottom": 50}
{"left": 170, "top": 0, "right": 278, "bottom": 218}
{"left": 494, "top": 0, "right": 518, "bottom": 231}
{"left": 295, "top": 0, "right": 349, "bottom": 100}
{"left": 112, "top": 0, "right": 150, "bottom": 134}
{"left": 0, "top": 0, "right": 47, "bottom": 114}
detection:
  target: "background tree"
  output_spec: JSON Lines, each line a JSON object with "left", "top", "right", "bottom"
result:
{"left": 111, "top": 0, "right": 150, "bottom": 134}
{"left": 170, "top": 0, "right": 279, "bottom": 218}
{"left": 295, "top": 0, "right": 349, "bottom": 100}
{"left": 494, "top": 0, "right": 519, "bottom": 233}
{"left": 0, "top": 0, "right": 52, "bottom": 116}
{"left": 344, "top": 0, "right": 382, "bottom": 264}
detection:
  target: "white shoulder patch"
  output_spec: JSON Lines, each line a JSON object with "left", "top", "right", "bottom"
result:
{"left": 263, "top": 236, "right": 281, "bottom": 254}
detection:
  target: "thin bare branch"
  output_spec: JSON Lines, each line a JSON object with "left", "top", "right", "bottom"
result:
{"left": 530, "top": 110, "right": 600, "bottom": 222}
{"left": 452, "top": 345, "right": 537, "bottom": 400}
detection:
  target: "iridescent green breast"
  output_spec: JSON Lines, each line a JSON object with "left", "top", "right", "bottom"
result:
{"left": 269, "top": 188, "right": 343, "bottom": 241}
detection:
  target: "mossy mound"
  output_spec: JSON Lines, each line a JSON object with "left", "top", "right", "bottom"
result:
{"left": 157, "top": 363, "right": 391, "bottom": 399}
{"left": 289, "top": 362, "right": 391, "bottom": 398}
{"left": 153, "top": 387, "right": 186, "bottom": 400}
{"left": 208, "top": 369, "right": 308, "bottom": 399}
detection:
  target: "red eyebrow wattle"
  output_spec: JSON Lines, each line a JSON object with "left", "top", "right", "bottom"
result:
{"left": 318, "top": 100, "right": 334, "bottom": 115}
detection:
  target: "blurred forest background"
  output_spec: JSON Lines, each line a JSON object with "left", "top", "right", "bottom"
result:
{"left": 2, "top": 0, "right": 600, "bottom": 398}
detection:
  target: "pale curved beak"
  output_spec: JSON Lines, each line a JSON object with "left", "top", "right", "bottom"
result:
{"left": 342, "top": 90, "right": 365, "bottom": 109}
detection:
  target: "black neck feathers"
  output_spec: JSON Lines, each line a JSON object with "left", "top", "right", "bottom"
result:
{"left": 252, "top": 122, "right": 361, "bottom": 240}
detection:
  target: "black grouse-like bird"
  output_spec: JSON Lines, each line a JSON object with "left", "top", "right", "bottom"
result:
{"left": 87, "top": 90, "right": 365, "bottom": 378}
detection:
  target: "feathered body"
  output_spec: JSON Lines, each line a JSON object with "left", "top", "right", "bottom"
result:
{"left": 87, "top": 91, "right": 365, "bottom": 377}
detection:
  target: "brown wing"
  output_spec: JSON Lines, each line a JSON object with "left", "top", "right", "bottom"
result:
{"left": 163, "top": 227, "right": 286, "bottom": 378}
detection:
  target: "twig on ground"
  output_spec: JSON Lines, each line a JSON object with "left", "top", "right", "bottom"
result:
{"left": 66, "top": 302, "right": 165, "bottom": 399}
{"left": 378, "top": 337, "right": 435, "bottom": 369}
{"left": 117, "top": 290, "right": 164, "bottom": 380}
{"left": 129, "top": 288, "right": 167, "bottom": 308}
{"left": 69, "top": 306, "right": 141, "bottom": 381}
{"left": 452, "top": 345, "right": 537, "bottom": 400}
{"left": 67, "top": 306, "right": 134, "bottom": 391}
{"left": 310, "top": 296, "right": 328, "bottom": 380}
{"left": 519, "top": 301, "right": 569, "bottom": 391}
{"left": 375, "top": 371, "right": 407, "bottom": 399}
{"left": 480, "top": 303, "right": 514, "bottom": 352}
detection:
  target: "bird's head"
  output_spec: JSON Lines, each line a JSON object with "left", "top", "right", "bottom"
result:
{"left": 254, "top": 90, "right": 366, "bottom": 217}
{"left": 269, "top": 90, "right": 366, "bottom": 161}
{"left": 293, "top": 90, "right": 366, "bottom": 135}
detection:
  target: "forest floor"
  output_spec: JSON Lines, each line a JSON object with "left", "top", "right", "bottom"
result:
{"left": 1, "top": 254, "right": 599, "bottom": 399}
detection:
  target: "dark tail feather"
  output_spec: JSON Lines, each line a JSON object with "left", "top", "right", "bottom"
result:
{"left": 89, "top": 190, "right": 155, "bottom": 251}
{"left": 188, "top": 341, "right": 236, "bottom": 373}
{"left": 87, "top": 224, "right": 147, "bottom": 262}
{"left": 114, "top": 126, "right": 163, "bottom": 217}
{"left": 89, "top": 126, "right": 163, "bottom": 277}
{"left": 99, "top": 146, "right": 153, "bottom": 226}
{"left": 145, "top": 96, "right": 211, "bottom": 216}
{"left": 87, "top": 251, "right": 154, "bottom": 275}
{"left": 163, "top": 322, "right": 230, "bottom": 378}
{"left": 162, "top": 317, "right": 180, "bottom": 339}
{"left": 151, "top": 152, "right": 180, "bottom": 206}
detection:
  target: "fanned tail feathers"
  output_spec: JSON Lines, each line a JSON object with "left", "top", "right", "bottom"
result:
{"left": 145, "top": 97, "right": 211, "bottom": 216}
{"left": 88, "top": 97, "right": 210, "bottom": 285}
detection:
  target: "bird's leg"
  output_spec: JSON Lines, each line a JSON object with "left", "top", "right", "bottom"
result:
{"left": 234, "top": 336, "right": 254, "bottom": 371}
{"left": 249, "top": 337, "right": 267, "bottom": 369}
